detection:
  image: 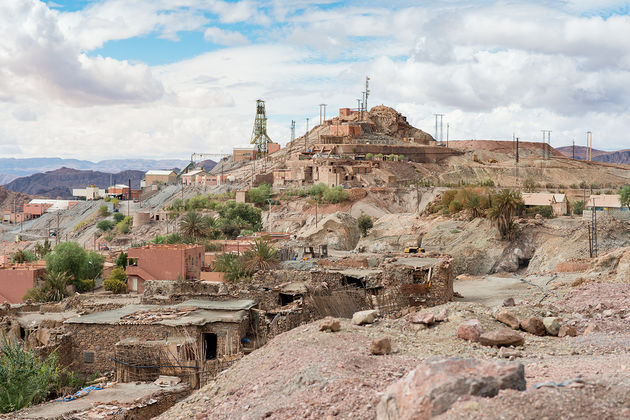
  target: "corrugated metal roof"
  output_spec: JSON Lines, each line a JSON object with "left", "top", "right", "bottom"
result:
{"left": 587, "top": 194, "right": 622, "bottom": 208}
{"left": 64, "top": 299, "right": 255, "bottom": 326}
{"left": 146, "top": 170, "right": 175, "bottom": 176}
{"left": 521, "top": 193, "right": 565, "bottom": 206}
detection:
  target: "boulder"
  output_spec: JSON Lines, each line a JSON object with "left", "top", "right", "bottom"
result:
{"left": 435, "top": 308, "right": 448, "bottom": 322}
{"left": 370, "top": 338, "right": 392, "bottom": 355}
{"left": 457, "top": 319, "right": 482, "bottom": 342}
{"left": 503, "top": 297, "right": 516, "bottom": 307}
{"left": 352, "top": 310, "right": 378, "bottom": 325}
{"left": 479, "top": 329, "right": 525, "bottom": 347}
{"left": 498, "top": 347, "right": 522, "bottom": 359}
{"left": 496, "top": 310, "right": 520, "bottom": 330}
{"left": 319, "top": 317, "right": 341, "bottom": 332}
{"left": 542, "top": 317, "right": 561, "bottom": 336}
{"left": 584, "top": 323, "right": 600, "bottom": 335}
{"left": 558, "top": 325, "right": 577, "bottom": 337}
{"left": 410, "top": 312, "right": 435, "bottom": 325}
{"left": 520, "top": 316, "right": 546, "bottom": 336}
{"left": 376, "top": 357, "right": 526, "bottom": 420}
{"left": 296, "top": 212, "right": 361, "bottom": 251}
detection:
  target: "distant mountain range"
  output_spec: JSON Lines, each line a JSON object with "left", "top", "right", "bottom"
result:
{"left": 3, "top": 167, "right": 146, "bottom": 199}
{"left": 556, "top": 146, "right": 630, "bottom": 164}
{"left": 0, "top": 157, "right": 191, "bottom": 178}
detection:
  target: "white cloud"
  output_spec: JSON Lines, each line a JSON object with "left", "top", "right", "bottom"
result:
{"left": 2, "top": 0, "right": 630, "bottom": 161}
{"left": 204, "top": 27, "right": 250, "bottom": 46}
{"left": 0, "top": 0, "right": 164, "bottom": 106}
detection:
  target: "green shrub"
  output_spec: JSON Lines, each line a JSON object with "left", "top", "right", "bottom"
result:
{"left": 357, "top": 214, "right": 373, "bottom": 237}
{"left": 116, "top": 252, "right": 128, "bottom": 268}
{"left": 322, "top": 186, "right": 349, "bottom": 203}
{"left": 448, "top": 200, "right": 463, "bottom": 213}
{"left": 213, "top": 253, "right": 246, "bottom": 282}
{"left": 0, "top": 338, "right": 60, "bottom": 413}
{"left": 166, "top": 233, "right": 182, "bottom": 244}
{"left": 366, "top": 153, "right": 373, "bottom": 160}
{"left": 98, "top": 205, "right": 110, "bottom": 217}
{"left": 247, "top": 183, "right": 272, "bottom": 206}
{"left": 117, "top": 221, "right": 130, "bottom": 234}
{"left": 97, "top": 220, "right": 114, "bottom": 232}
{"left": 572, "top": 200, "right": 585, "bottom": 215}
{"left": 45, "top": 242, "right": 103, "bottom": 291}
{"left": 103, "top": 278, "right": 127, "bottom": 294}
{"left": 113, "top": 213, "right": 125, "bottom": 223}
{"left": 11, "top": 250, "right": 37, "bottom": 264}
{"left": 309, "top": 183, "right": 328, "bottom": 198}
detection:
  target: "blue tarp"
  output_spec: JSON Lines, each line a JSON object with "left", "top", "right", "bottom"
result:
{"left": 57, "top": 385, "right": 102, "bottom": 402}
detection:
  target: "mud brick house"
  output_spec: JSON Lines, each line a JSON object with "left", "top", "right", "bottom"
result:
{"left": 64, "top": 299, "right": 256, "bottom": 387}
{"left": 126, "top": 244, "right": 205, "bottom": 293}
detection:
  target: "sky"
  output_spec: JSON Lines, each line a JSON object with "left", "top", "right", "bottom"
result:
{"left": 1, "top": 0, "right": 630, "bottom": 160}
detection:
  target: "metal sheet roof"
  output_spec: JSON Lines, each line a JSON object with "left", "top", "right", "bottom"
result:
{"left": 64, "top": 299, "right": 255, "bottom": 326}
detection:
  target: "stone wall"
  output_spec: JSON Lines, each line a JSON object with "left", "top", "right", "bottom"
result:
{"left": 65, "top": 319, "right": 247, "bottom": 375}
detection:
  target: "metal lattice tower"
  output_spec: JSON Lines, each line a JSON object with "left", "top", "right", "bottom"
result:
{"left": 250, "top": 99, "right": 272, "bottom": 155}
{"left": 290, "top": 120, "right": 296, "bottom": 142}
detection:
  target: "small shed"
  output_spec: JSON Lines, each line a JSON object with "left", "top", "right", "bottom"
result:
{"left": 522, "top": 193, "right": 568, "bottom": 216}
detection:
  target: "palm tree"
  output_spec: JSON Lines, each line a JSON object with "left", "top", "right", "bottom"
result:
{"left": 243, "top": 238, "right": 279, "bottom": 273}
{"left": 179, "top": 211, "right": 207, "bottom": 239}
{"left": 489, "top": 189, "right": 523, "bottom": 239}
{"left": 213, "top": 253, "right": 246, "bottom": 282}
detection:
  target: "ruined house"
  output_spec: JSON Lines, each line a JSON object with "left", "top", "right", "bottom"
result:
{"left": 64, "top": 299, "right": 256, "bottom": 388}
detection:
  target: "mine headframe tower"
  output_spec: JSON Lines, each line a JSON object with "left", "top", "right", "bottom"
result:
{"left": 250, "top": 99, "right": 272, "bottom": 156}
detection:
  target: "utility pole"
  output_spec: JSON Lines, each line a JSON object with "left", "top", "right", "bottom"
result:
{"left": 541, "top": 130, "right": 551, "bottom": 160}
{"left": 55, "top": 212, "right": 60, "bottom": 246}
{"left": 446, "top": 123, "right": 450, "bottom": 147}
{"left": 516, "top": 137, "right": 519, "bottom": 163}
{"left": 591, "top": 197, "right": 598, "bottom": 257}
{"left": 364, "top": 76, "right": 370, "bottom": 113}
{"left": 434, "top": 114, "right": 444, "bottom": 144}
{"left": 357, "top": 99, "right": 362, "bottom": 120}
{"left": 319, "top": 104, "right": 327, "bottom": 125}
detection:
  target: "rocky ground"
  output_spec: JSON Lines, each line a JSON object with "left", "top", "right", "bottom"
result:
{"left": 157, "top": 265, "right": 630, "bottom": 419}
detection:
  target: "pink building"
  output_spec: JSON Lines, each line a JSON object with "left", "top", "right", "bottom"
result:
{"left": 126, "top": 244, "right": 205, "bottom": 293}
{"left": 0, "top": 263, "right": 46, "bottom": 304}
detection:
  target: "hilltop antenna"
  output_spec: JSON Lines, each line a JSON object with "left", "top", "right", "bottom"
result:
{"left": 250, "top": 99, "right": 272, "bottom": 156}
{"left": 290, "top": 120, "right": 296, "bottom": 141}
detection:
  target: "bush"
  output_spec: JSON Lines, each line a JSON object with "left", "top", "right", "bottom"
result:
{"left": 113, "top": 213, "right": 125, "bottom": 223}
{"left": 309, "top": 183, "right": 328, "bottom": 198}
{"left": 247, "top": 183, "right": 272, "bottom": 206}
{"left": 357, "top": 214, "right": 373, "bottom": 237}
{"left": 98, "top": 205, "right": 110, "bottom": 217}
{"left": 97, "top": 220, "right": 114, "bottom": 232}
{"left": 0, "top": 337, "right": 60, "bottom": 413}
{"left": 322, "top": 186, "right": 349, "bottom": 203}
{"left": 366, "top": 153, "right": 373, "bottom": 160}
{"left": 166, "top": 233, "right": 182, "bottom": 244}
{"left": 104, "top": 267, "right": 127, "bottom": 294}
{"left": 11, "top": 250, "right": 37, "bottom": 264}
{"left": 572, "top": 200, "right": 585, "bottom": 216}
{"left": 104, "top": 278, "right": 127, "bottom": 294}
{"left": 448, "top": 200, "right": 463, "bottom": 213}
{"left": 117, "top": 221, "right": 130, "bottom": 234}
{"left": 523, "top": 177, "right": 538, "bottom": 193}
{"left": 213, "top": 253, "right": 246, "bottom": 282}
{"left": 525, "top": 205, "right": 553, "bottom": 219}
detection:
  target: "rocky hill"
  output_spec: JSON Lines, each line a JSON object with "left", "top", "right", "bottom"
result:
{"left": 3, "top": 167, "right": 145, "bottom": 199}
{"left": 0, "top": 157, "right": 191, "bottom": 178}
{"left": 0, "top": 186, "right": 32, "bottom": 212}
{"left": 556, "top": 146, "right": 630, "bottom": 164}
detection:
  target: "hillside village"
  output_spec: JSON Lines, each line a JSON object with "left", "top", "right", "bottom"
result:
{"left": 1, "top": 103, "right": 630, "bottom": 419}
